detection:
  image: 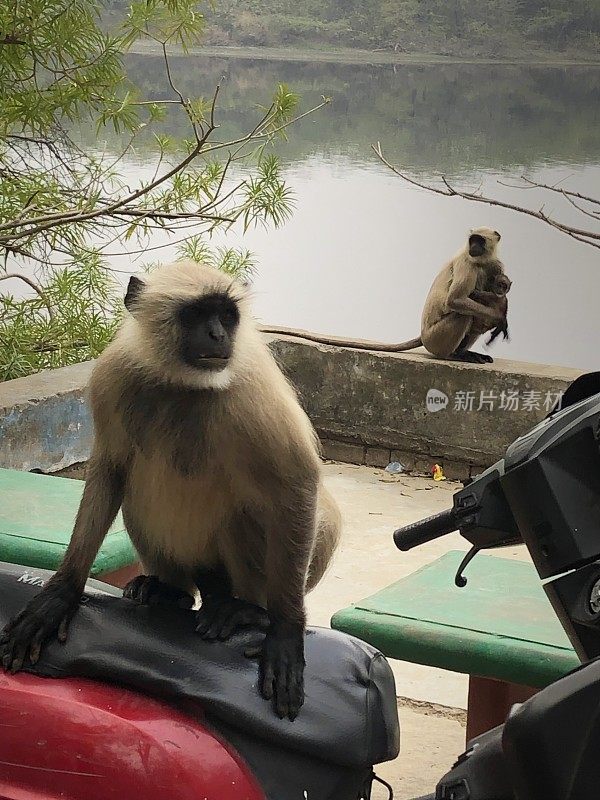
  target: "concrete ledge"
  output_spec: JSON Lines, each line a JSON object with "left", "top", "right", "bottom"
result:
{"left": 266, "top": 335, "right": 582, "bottom": 476}
{"left": 0, "top": 336, "right": 582, "bottom": 475}
{"left": 0, "top": 362, "right": 94, "bottom": 472}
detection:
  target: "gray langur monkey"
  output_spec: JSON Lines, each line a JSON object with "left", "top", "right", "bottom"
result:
{"left": 261, "top": 227, "right": 508, "bottom": 365}
{"left": 1, "top": 259, "right": 342, "bottom": 721}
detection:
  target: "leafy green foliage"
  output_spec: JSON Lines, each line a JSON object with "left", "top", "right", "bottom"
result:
{"left": 176, "top": 236, "right": 257, "bottom": 280}
{"left": 0, "top": 1, "right": 124, "bottom": 137}
{"left": 139, "top": 236, "right": 256, "bottom": 287}
{"left": 122, "top": 0, "right": 205, "bottom": 48}
{"left": 0, "top": 254, "right": 121, "bottom": 381}
{"left": 0, "top": 1, "right": 322, "bottom": 381}
{"left": 243, "top": 155, "right": 294, "bottom": 230}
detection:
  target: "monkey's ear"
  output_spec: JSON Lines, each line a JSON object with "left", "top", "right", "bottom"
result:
{"left": 494, "top": 230, "right": 501, "bottom": 240}
{"left": 124, "top": 275, "right": 146, "bottom": 312}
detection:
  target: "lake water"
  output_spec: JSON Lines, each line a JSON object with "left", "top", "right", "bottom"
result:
{"left": 108, "top": 55, "right": 600, "bottom": 369}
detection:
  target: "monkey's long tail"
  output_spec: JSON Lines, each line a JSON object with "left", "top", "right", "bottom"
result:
{"left": 260, "top": 325, "right": 423, "bottom": 353}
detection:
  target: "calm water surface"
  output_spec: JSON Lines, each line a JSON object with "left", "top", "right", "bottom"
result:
{"left": 107, "top": 55, "right": 600, "bottom": 369}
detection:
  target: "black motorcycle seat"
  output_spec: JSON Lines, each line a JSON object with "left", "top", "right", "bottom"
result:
{"left": 0, "top": 561, "right": 399, "bottom": 770}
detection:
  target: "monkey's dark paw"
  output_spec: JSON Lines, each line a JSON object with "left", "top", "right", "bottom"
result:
{"left": 0, "top": 590, "right": 79, "bottom": 673}
{"left": 195, "top": 597, "right": 270, "bottom": 641}
{"left": 251, "top": 621, "right": 305, "bottom": 721}
{"left": 123, "top": 575, "right": 194, "bottom": 608}
{"left": 454, "top": 349, "right": 493, "bottom": 364}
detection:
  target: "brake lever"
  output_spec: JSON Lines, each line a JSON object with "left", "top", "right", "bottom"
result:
{"left": 454, "top": 546, "right": 480, "bottom": 588}
{"left": 453, "top": 532, "right": 524, "bottom": 588}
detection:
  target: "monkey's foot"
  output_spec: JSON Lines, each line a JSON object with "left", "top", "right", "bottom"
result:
{"left": 0, "top": 586, "right": 80, "bottom": 673}
{"left": 486, "top": 324, "right": 509, "bottom": 346}
{"left": 123, "top": 575, "right": 194, "bottom": 609}
{"left": 246, "top": 621, "right": 305, "bottom": 721}
{"left": 195, "top": 597, "right": 270, "bottom": 641}
{"left": 452, "top": 349, "right": 493, "bottom": 364}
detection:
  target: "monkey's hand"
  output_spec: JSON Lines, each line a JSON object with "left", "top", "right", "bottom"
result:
{"left": 246, "top": 621, "right": 305, "bottom": 721}
{"left": 123, "top": 574, "right": 194, "bottom": 609}
{"left": 483, "top": 309, "right": 506, "bottom": 328}
{"left": 195, "top": 597, "right": 270, "bottom": 641}
{"left": 0, "top": 584, "right": 80, "bottom": 673}
{"left": 470, "top": 289, "right": 499, "bottom": 304}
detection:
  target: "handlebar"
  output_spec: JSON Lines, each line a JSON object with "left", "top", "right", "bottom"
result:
{"left": 393, "top": 507, "right": 460, "bottom": 551}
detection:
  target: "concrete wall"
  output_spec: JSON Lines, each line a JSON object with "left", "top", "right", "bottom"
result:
{"left": 0, "top": 335, "right": 582, "bottom": 477}
{"left": 267, "top": 335, "right": 582, "bottom": 477}
{"left": 0, "top": 362, "right": 94, "bottom": 473}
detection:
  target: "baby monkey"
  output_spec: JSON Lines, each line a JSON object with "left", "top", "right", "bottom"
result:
{"left": 468, "top": 272, "right": 512, "bottom": 347}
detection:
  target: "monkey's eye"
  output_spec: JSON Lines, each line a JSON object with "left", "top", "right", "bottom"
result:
{"left": 220, "top": 307, "right": 239, "bottom": 327}
{"left": 179, "top": 304, "right": 203, "bottom": 326}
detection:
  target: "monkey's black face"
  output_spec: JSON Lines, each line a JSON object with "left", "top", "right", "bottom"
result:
{"left": 495, "top": 277, "right": 512, "bottom": 295}
{"left": 178, "top": 293, "right": 240, "bottom": 370}
{"left": 468, "top": 233, "right": 487, "bottom": 257}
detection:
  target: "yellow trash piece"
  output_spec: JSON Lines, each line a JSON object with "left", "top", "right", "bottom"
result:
{"left": 432, "top": 464, "right": 446, "bottom": 481}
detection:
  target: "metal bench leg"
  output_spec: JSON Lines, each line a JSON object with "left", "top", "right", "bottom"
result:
{"left": 466, "top": 675, "right": 537, "bottom": 742}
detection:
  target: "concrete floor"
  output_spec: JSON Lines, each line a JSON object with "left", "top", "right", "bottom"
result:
{"left": 308, "top": 463, "right": 529, "bottom": 798}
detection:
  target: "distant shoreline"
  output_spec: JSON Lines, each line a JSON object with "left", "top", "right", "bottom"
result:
{"left": 127, "top": 40, "right": 600, "bottom": 68}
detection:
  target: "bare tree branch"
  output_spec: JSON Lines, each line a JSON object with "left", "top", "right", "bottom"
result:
{"left": 372, "top": 142, "right": 600, "bottom": 251}
{"left": 203, "top": 96, "right": 331, "bottom": 157}
{"left": 519, "top": 176, "right": 600, "bottom": 209}
{"left": 560, "top": 190, "right": 600, "bottom": 221}
{"left": 32, "top": 339, "right": 88, "bottom": 353}
{"left": 0, "top": 273, "right": 54, "bottom": 318}
{"left": 116, "top": 207, "right": 233, "bottom": 223}
{"left": 0, "top": 34, "right": 27, "bottom": 46}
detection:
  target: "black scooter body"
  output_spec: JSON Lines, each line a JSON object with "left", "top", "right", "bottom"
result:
{"left": 394, "top": 374, "right": 600, "bottom": 800}
{"left": 458, "top": 388, "right": 600, "bottom": 662}
{"left": 434, "top": 656, "right": 600, "bottom": 800}
{"left": 397, "top": 382, "right": 600, "bottom": 662}
{"left": 503, "top": 657, "right": 600, "bottom": 800}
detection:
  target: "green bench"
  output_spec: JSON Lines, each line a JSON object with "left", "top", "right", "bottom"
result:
{"left": 331, "top": 550, "right": 580, "bottom": 740}
{"left": 0, "top": 468, "right": 140, "bottom": 588}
